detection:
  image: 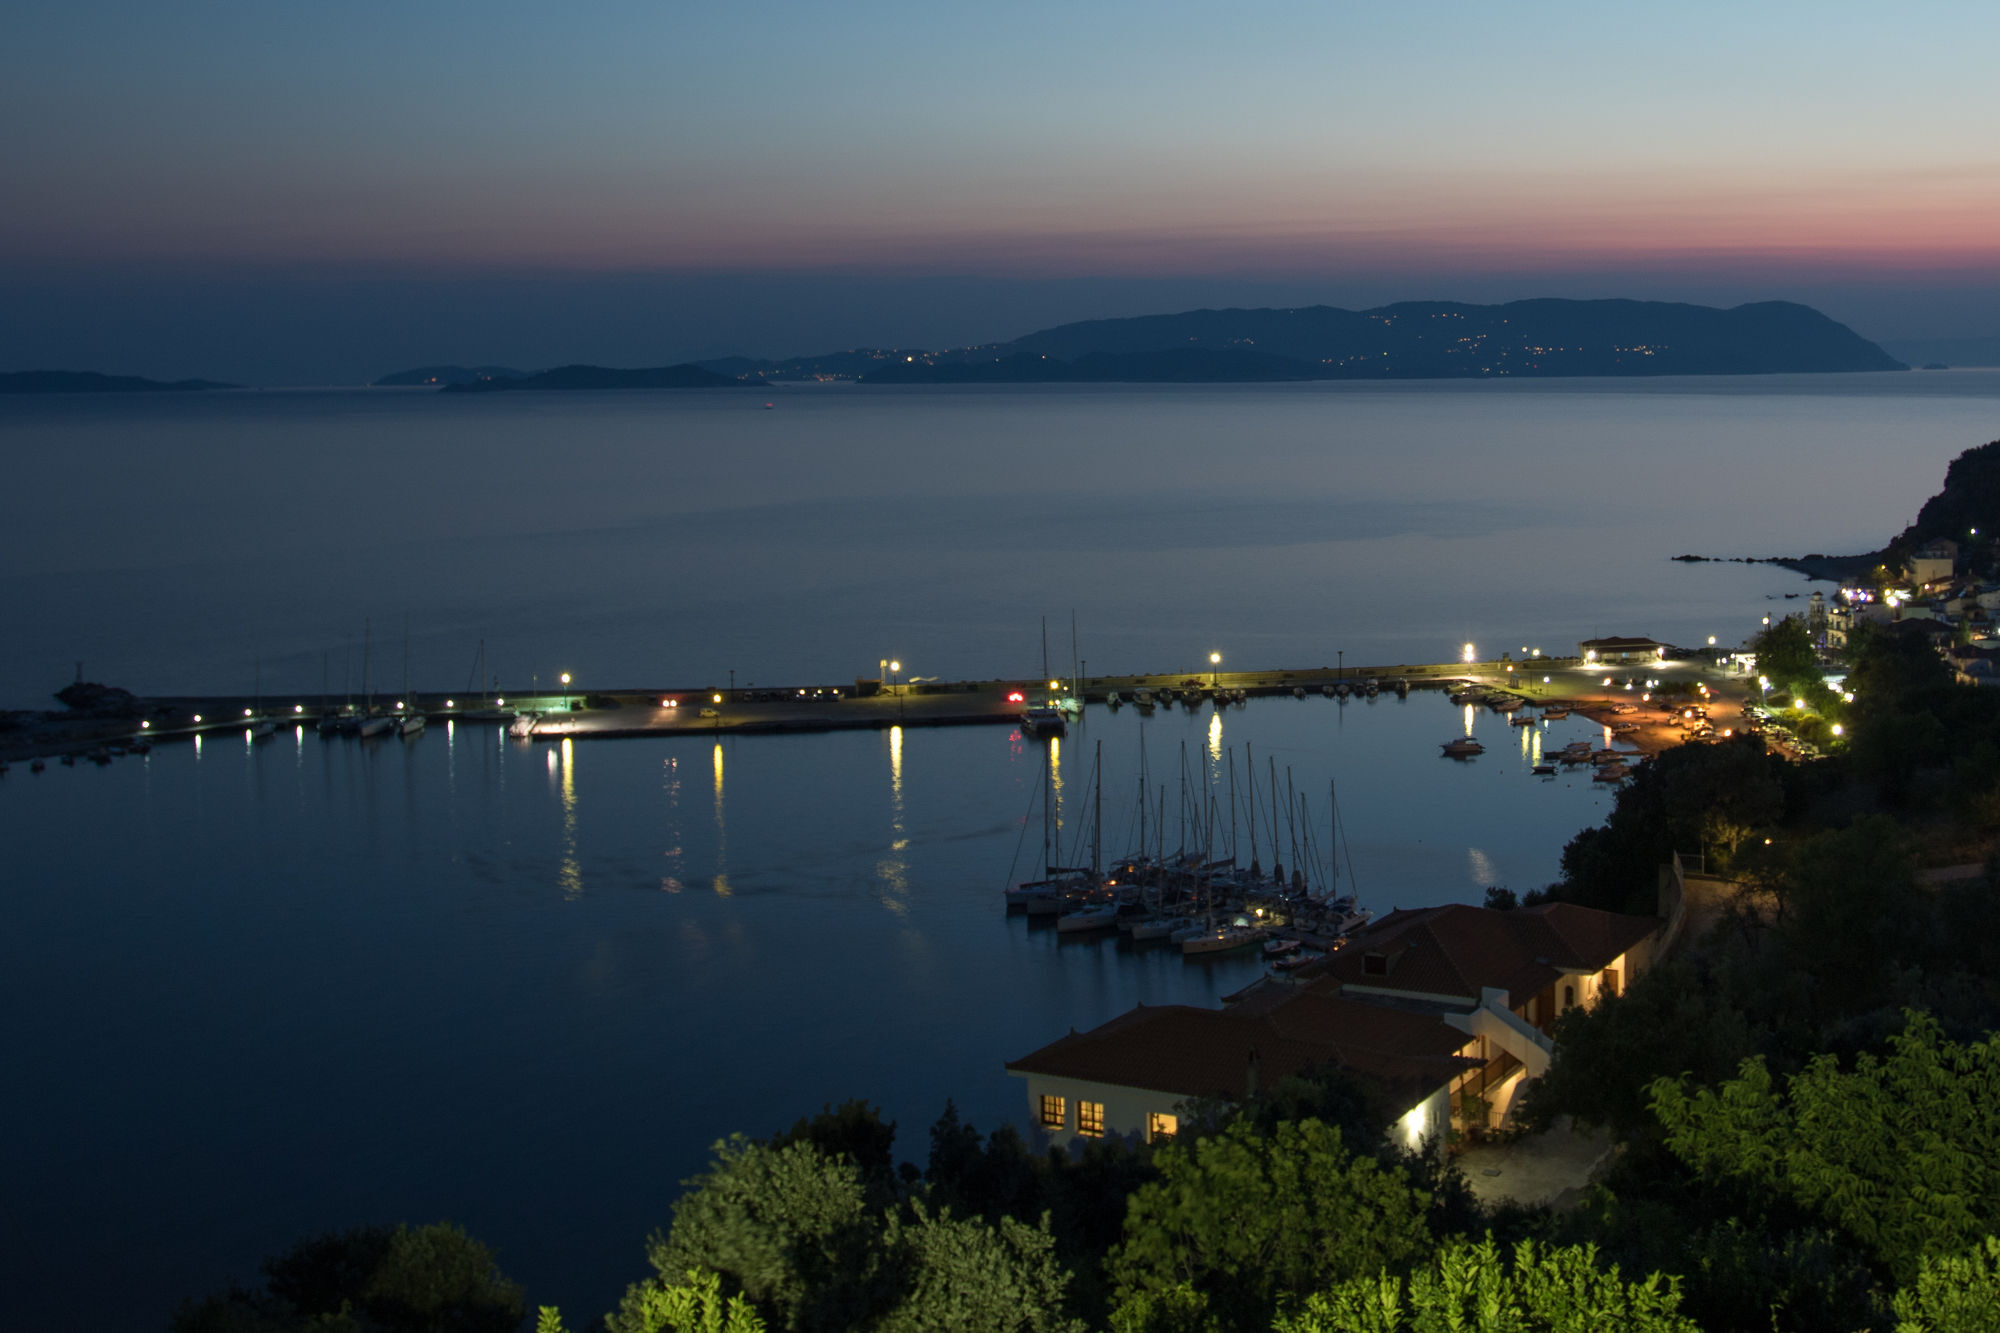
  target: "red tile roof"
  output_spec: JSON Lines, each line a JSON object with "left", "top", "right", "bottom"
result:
{"left": 1324, "top": 902, "right": 1657, "bottom": 1005}
{"left": 1005, "top": 988, "right": 1477, "bottom": 1104}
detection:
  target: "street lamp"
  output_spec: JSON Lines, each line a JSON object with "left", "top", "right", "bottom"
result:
{"left": 1462, "top": 643, "right": 1475, "bottom": 664}
{"left": 560, "top": 672, "right": 571, "bottom": 709}
{"left": 1209, "top": 651, "right": 1221, "bottom": 687}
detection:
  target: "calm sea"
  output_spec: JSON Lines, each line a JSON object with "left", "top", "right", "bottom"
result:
{"left": 4, "top": 374, "right": 1999, "bottom": 1327}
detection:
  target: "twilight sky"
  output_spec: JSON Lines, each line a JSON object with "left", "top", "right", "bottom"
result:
{"left": 3, "top": 0, "right": 1997, "bottom": 383}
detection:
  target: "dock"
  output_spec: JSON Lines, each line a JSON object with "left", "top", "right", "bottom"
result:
{"left": 3, "top": 652, "right": 1755, "bottom": 761}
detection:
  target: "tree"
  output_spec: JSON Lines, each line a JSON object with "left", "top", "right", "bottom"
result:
{"left": 1891, "top": 1236, "right": 2000, "bottom": 1333}
{"left": 1518, "top": 959, "right": 1757, "bottom": 1141}
{"left": 613, "top": 1137, "right": 877, "bottom": 1333}
{"left": 1105, "top": 1118, "right": 1430, "bottom": 1333}
{"left": 591, "top": 1269, "right": 767, "bottom": 1333}
{"left": 1650, "top": 1013, "right": 2000, "bottom": 1283}
{"left": 1749, "top": 616, "right": 1818, "bottom": 696}
{"left": 172, "top": 1224, "right": 524, "bottom": 1333}
{"left": 874, "top": 1203, "right": 1085, "bottom": 1333}
{"left": 1272, "top": 1236, "right": 1700, "bottom": 1333}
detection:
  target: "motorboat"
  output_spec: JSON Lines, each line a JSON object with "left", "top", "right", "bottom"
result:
{"left": 1441, "top": 737, "right": 1485, "bottom": 758}
{"left": 1019, "top": 706, "right": 1067, "bottom": 738}
{"left": 1274, "top": 950, "right": 1324, "bottom": 972}
{"left": 1541, "top": 706, "right": 1571, "bottom": 719}
{"left": 1533, "top": 762, "right": 1558, "bottom": 775}
{"left": 1263, "top": 937, "right": 1302, "bottom": 957}
{"left": 1510, "top": 714, "right": 1537, "bottom": 726}
{"left": 357, "top": 715, "right": 396, "bottom": 738}
{"left": 1105, "top": 691, "right": 1122, "bottom": 707}
{"left": 1320, "top": 684, "right": 1335, "bottom": 698}
{"left": 1292, "top": 686, "right": 1307, "bottom": 699}
{"left": 508, "top": 713, "right": 539, "bottom": 739}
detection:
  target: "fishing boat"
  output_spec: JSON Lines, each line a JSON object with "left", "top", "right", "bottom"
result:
{"left": 1441, "top": 737, "right": 1485, "bottom": 757}
{"left": 1542, "top": 706, "right": 1571, "bottom": 719}
{"left": 1510, "top": 713, "right": 1537, "bottom": 726}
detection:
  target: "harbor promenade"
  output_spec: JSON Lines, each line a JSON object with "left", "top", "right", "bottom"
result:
{"left": 4, "top": 653, "right": 1755, "bottom": 759}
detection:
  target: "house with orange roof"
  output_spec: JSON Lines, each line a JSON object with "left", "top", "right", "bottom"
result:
{"left": 1005, "top": 899, "right": 1664, "bottom": 1152}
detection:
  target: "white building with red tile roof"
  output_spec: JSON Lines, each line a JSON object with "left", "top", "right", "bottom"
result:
{"left": 1006, "top": 899, "right": 1664, "bottom": 1151}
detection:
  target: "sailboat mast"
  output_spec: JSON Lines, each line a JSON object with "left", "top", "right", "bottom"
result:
{"left": 1041, "top": 746, "right": 1052, "bottom": 873}
{"left": 1216, "top": 748, "right": 1232, "bottom": 860}
{"left": 362, "top": 619, "right": 372, "bottom": 709}
{"left": 1093, "top": 739, "right": 1102, "bottom": 877}
{"left": 1245, "top": 744, "right": 1260, "bottom": 874}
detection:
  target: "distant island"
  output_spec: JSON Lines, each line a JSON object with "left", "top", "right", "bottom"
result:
{"left": 376, "top": 298, "right": 1907, "bottom": 393}
{"left": 716, "top": 298, "right": 1905, "bottom": 384}
{"left": 438, "top": 363, "right": 739, "bottom": 393}
{"left": 0, "top": 370, "right": 236, "bottom": 394}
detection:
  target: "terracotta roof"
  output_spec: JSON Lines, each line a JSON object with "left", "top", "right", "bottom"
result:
{"left": 1005, "top": 988, "right": 1477, "bottom": 1104}
{"left": 1323, "top": 902, "right": 1658, "bottom": 1006}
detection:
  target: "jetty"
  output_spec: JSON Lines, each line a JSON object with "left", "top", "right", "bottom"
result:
{"left": 3, "top": 650, "right": 1758, "bottom": 761}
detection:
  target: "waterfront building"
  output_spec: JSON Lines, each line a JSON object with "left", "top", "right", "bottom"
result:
{"left": 1578, "top": 636, "right": 1667, "bottom": 664}
{"left": 1007, "top": 900, "right": 1664, "bottom": 1152}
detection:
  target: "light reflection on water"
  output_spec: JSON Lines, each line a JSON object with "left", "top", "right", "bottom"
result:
{"left": 4, "top": 688, "right": 1619, "bottom": 1330}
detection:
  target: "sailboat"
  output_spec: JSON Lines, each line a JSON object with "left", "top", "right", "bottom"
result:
{"left": 1019, "top": 617, "right": 1068, "bottom": 737}
{"left": 398, "top": 619, "right": 425, "bottom": 737}
{"left": 356, "top": 621, "right": 395, "bottom": 737}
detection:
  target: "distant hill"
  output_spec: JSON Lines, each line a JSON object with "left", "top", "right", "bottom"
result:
{"left": 374, "top": 365, "right": 526, "bottom": 386}
{"left": 0, "top": 370, "right": 235, "bottom": 393}
{"left": 846, "top": 299, "right": 1903, "bottom": 384}
{"left": 441, "top": 363, "right": 741, "bottom": 393}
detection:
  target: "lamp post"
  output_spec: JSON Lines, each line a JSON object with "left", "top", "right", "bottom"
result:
{"left": 560, "top": 672, "right": 571, "bottom": 709}
{"left": 890, "top": 660, "right": 903, "bottom": 719}
{"left": 1209, "top": 651, "right": 1221, "bottom": 688}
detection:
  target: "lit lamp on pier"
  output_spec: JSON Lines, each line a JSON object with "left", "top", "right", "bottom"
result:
{"left": 1209, "top": 651, "right": 1221, "bottom": 687}
{"left": 1462, "top": 643, "right": 1476, "bottom": 665}
{"left": 890, "top": 660, "right": 902, "bottom": 694}
{"left": 560, "top": 672, "right": 572, "bottom": 708}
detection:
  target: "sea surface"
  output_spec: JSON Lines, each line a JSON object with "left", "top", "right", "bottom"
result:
{"left": 4, "top": 374, "right": 2000, "bottom": 1327}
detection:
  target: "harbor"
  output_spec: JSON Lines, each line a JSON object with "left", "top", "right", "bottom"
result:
{"left": 2, "top": 643, "right": 1760, "bottom": 764}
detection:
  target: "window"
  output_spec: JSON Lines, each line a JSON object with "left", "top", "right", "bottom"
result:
{"left": 1601, "top": 966, "right": 1621, "bottom": 999}
{"left": 1563, "top": 984, "right": 1576, "bottom": 1010}
{"left": 1147, "top": 1112, "right": 1178, "bottom": 1142}
{"left": 1077, "top": 1101, "right": 1105, "bottom": 1137}
{"left": 1038, "top": 1095, "right": 1066, "bottom": 1131}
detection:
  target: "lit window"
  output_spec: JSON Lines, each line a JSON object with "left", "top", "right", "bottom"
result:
{"left": 1038, "top": 1095, "right": 1066, "bottom": 1130}
{"left": 1147, "top": 1112, "right": 1178, "bottom": 1142}
{"left": 1077, "top": 1101, "right": 1105, "bottom": 1137}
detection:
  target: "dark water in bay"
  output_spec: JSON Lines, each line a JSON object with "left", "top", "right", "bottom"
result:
{"left": 4, "top": 375, "right": 1999, "bottom": 1326}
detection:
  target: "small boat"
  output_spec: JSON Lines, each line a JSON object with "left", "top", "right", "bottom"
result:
{"left": 251, "top": 718, "right": 278, "bottom": 739}
{"left": 1292, "top": 686, "right": 1307, "bottom": 699}
{"left": 1365, "top": 678, "right": 1380, "bottom": 695}
{"left": 508, "top": 713, "right": 540, "bottom": 739}
{"left": 1263, "top": 937, "right": 1303, "bottom": 957}
{"left": 1020, "top": 706, "right": 1067, "bottom": 737}
{"left": 1594, "top": 763, "right": 1631, "bottom": 782}
{"left": 60, "top": 754, "right": 76, "bottom": 767}
{"left": 1510, "top": 714, "right": 1537, "bottom": 726}
{"left": 357, "top": 715, "right": 395, "bottom": 738}
{"left": 1105, "top": 691, "right": 1123, "bottom": 708}
{"left": 1532, "top": 762, "right": 1558, "bottom": 775}
{"left": 399, "top": 710, "right": 426, "bottom": 737}
{"left": 1212, "top": 691, "right": 1227, "bottom": 709}
{"left": 1274, "top": 950, "right": 1324, "bottom": 973}
{"left": 1395, "top": 679, "right": 1410, "bottom": 697}
{"left": 30, "top": 758, "right": 46, "bottom": 773}
{"left": 1590, "top": 749, "right": 1621, "bottom": 764}
{"left": 1490, "top": 696, "right": 1523, "bottom": 713}
{"left": 1321, "top": 684, "right": 1335, "bottom": 698}
{"left": 1335, "top": 681, "right": 1351, "bottom": 697}
{"left": 1441, "top": 737, "right": 1485, "bottom": 758}
{"left": 1542, "top": 706, "right": 1571, "bottom": 719}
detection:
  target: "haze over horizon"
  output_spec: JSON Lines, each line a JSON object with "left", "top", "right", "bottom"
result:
{"left": 4, "top": 0, "right": 1997, "bottom": 384}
